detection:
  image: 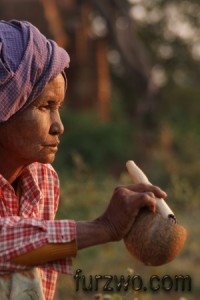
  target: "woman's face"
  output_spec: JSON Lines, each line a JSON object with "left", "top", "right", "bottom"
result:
{"left": 0, "top": 73, "right": 65, "bottom": 166}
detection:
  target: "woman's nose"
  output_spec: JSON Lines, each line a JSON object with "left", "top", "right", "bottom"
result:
{"left": 49, "top": 111, "right": 64, "bottom": 135}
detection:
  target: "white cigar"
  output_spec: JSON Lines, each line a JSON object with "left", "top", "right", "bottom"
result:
{"left": 126, "top": 160, "right": 175, "bottom": 220}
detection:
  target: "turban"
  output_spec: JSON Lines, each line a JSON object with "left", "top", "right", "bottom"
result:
{"left": 0, "top": 20, "right": 70, "bottom": 123}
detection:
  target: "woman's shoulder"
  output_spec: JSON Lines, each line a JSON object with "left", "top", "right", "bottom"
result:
{"left": 28, "top": 162, "right": 59, "bottom": 182}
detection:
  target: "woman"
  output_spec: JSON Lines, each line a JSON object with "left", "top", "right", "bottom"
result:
{"left": 0, "top": 20, "right": 166, "bottom": 299}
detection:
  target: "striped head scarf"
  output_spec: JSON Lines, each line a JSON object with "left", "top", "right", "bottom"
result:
{"left": 0, "top": 20, "right": 70, "bottom": 123}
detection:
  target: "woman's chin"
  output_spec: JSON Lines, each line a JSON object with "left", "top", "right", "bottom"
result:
{"left": 36, "top": 153, "right": 56, "bottom": 165}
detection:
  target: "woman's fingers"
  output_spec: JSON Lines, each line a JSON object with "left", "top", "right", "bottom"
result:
{"left": 128, "top": 191, "right": 157, "bottom": 213}
{"left": 115, "top": 183, "right": 167, "bottom": 199}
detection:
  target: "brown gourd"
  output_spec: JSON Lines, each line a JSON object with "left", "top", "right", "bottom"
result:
{"left": 123, "top": 161, "right": 187, "bottom": 266}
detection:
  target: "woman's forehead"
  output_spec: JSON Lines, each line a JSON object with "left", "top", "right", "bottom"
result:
{"left": 33, "top": 74, "right": 66, "bottom": 105}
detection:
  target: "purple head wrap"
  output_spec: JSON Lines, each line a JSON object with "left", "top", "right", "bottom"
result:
{"left": 0, "top": 20, "right": 70, "bottom": 123}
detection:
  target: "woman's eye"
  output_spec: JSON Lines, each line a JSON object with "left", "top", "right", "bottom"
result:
{"left": 40, "top": 105, "right": 61, "bottom": 112}
{"left": 39, "top": 101, "right": 62, "bottom": 111}
{"left": 39, "top": 105, "right": 50, "bottom": 110}
{"left": 40, "top": 103, "right": 56, "bottom": 110}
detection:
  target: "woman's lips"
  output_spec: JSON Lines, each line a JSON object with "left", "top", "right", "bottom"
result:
{"left": 44, "top": 143, "right": 59, "bottom": 151}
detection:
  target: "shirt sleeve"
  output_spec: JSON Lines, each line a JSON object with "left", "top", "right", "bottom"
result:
{"left": 0, "top": 217, "right": 76, "bottom": 274}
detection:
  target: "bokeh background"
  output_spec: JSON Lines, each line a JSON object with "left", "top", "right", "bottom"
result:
{"left": 0, "top": 0, "right": 200, "bottom": 299}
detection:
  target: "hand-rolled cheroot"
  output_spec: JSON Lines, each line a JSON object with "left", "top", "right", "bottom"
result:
{"left": 123, "top": 161, "right": 187, "bottom": 266}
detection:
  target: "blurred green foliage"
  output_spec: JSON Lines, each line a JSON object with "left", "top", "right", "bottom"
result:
{"left": 53, "top": 80, "right": 200, "bottom": 299}
{"left": 54, "top": 84, "right": 200, "bottom": 300}
{"left": 54, "top": 109, "right": 134, "bottom": 175}
{"left": 53, "top": 1, "right": 200, "bottom": 298}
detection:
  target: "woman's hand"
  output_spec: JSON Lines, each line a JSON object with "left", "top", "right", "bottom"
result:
{"left": 76, "top": 184, "right": 167, "bottom": 249}
{"left": 97, "top": 183, "right": 167, "bottom": 242}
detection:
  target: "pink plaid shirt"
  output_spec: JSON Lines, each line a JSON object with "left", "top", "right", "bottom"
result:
{"left": 0, "top": 162, "right": 76, "bottom": 300}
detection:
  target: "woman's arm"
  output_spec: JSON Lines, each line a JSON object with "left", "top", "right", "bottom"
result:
{"left": 6, "top": 183, "right": 166, "bottom": 267}
{"left": 0, "top": 217, "right": 76, "bottom": 272}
